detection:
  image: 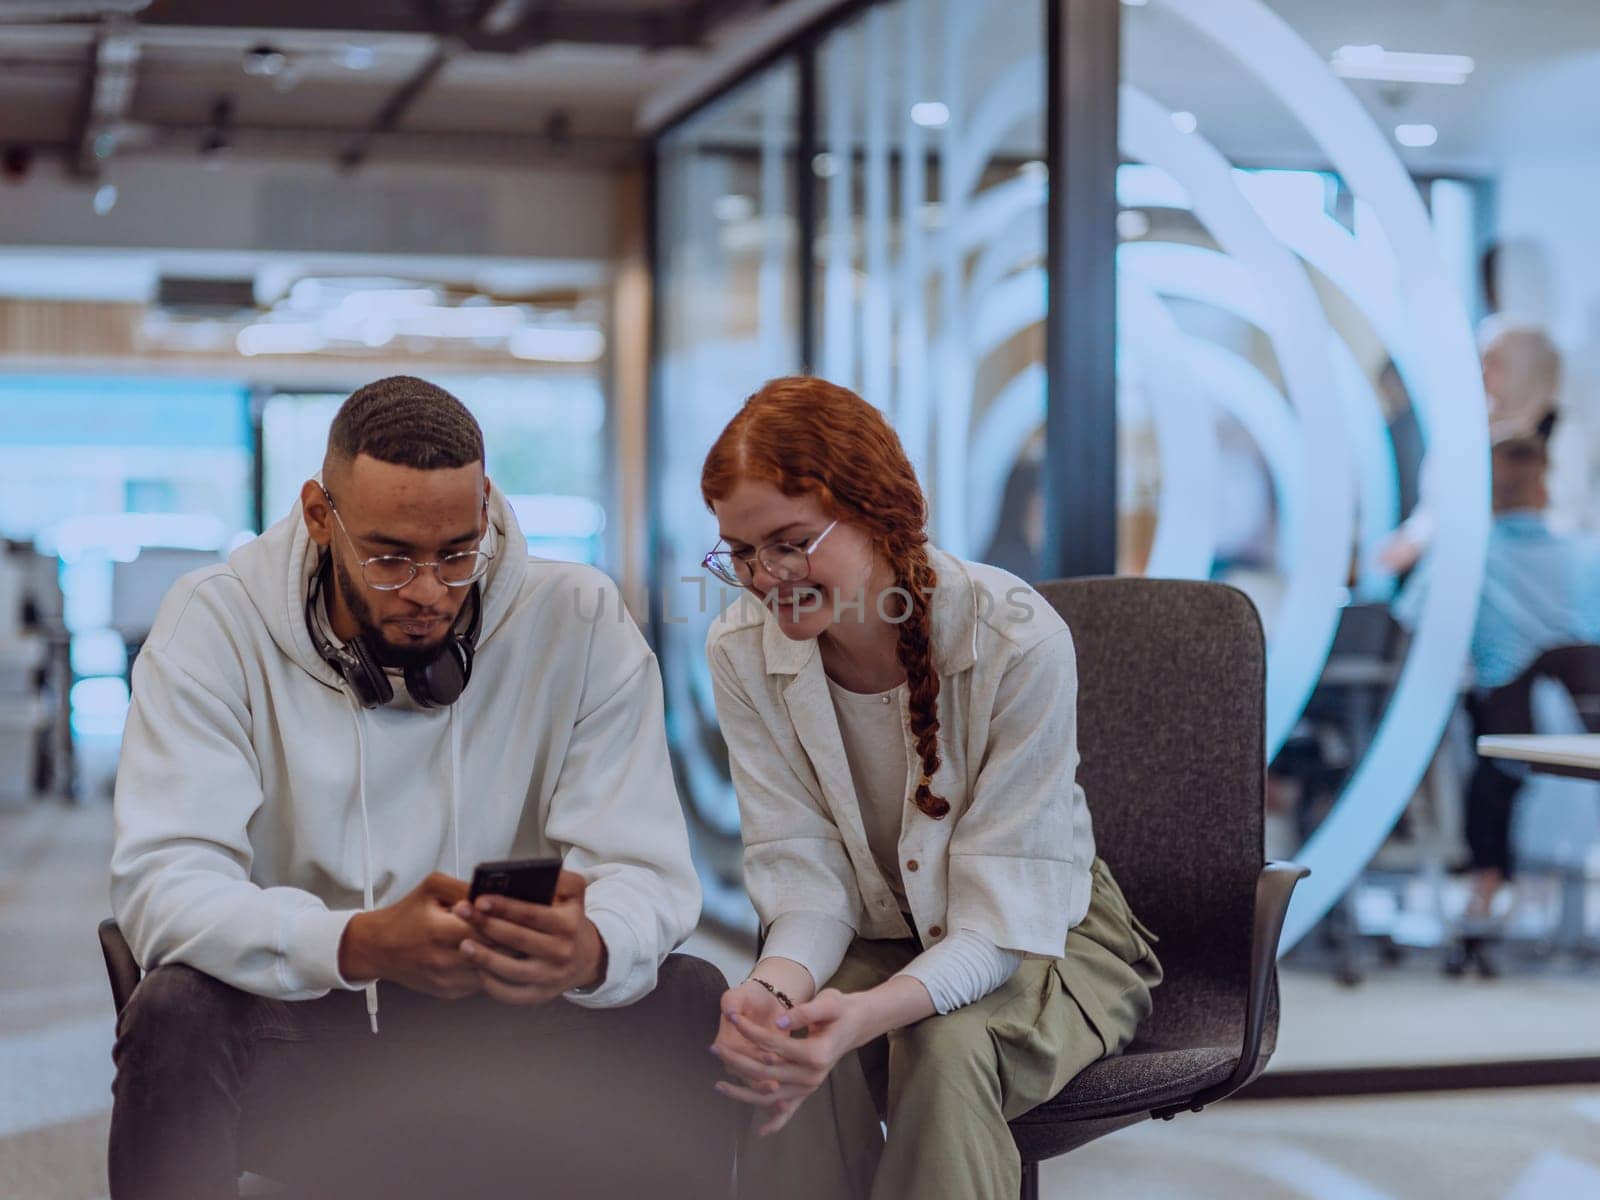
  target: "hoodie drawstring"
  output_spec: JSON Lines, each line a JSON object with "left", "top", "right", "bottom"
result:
{"left": 347, "top": 692, "right": 462, "bottom": 1036}
{"left": 347, "top": 692, "right": 380, "bottom": 1035}
{"left": 449, "top": 705, "right": 462, "bottom": 880}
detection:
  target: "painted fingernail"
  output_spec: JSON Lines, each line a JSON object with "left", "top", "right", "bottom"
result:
{"left": 776, "top": 1016, "right": 791, "bottom": 1029}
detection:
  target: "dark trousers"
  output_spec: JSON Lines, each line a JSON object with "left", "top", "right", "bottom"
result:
{"left": 109, "top": 954, "right": 737, "bottom": 1200}
{"left": 1466, "top": 674, "right": 1540, "bottom": 879}
{"left": 1464, "top": 644, "right": 1600, "bottom": 880}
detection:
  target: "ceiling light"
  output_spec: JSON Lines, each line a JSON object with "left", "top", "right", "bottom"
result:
{"left": 390, "top": 305, "right": 524, "bottom": 340}
{"left": 358, "top": 317, "right": 395, "bottom": 348}
{"left": 713, "top": 194, "right": 754, "bottom": 222}
{"left": 336, "top": 287, "right": 440, "bottom": 316}
{"left": 1332, "top": 45, "right": 1474, "bottom": 85}
{"left": 1171, "top": 110, "right": 1198, "bottom": 134}
{"left": 339, "top": 45, "right": 375, "bottom": 70}
{"left": 910, "top": 101, "right": 950, "bottom": 128}
{"left": 1117, "top": 210, "right": 1151, "bottom": 240}
{"left": 508, "top": 326, "right": 606, "bottom": 363}
{"left": 1394, "top": 123, "right": 1439, "bottom": 148}
{"left": 237, "top": 322, "right": 326, "bottom": 356}
{"left": 92, "top": 184, "right": 117, "bottom": 216}
{"left": 242, "top": 44, "right": 288, "bottom": 78}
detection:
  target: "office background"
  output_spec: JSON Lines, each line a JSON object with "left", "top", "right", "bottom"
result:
{"left": 1, "top": 0, "right": 1597, "bottom": 1196}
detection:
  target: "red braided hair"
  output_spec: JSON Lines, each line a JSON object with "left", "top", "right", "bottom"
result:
{"left": 701, "top": 376, "right": 949, "bottom": 819}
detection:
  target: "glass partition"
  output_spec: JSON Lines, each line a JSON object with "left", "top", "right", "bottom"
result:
{"left": 652, "top": 1, "right": 1047, "bottom": 928}
{"left": 651, "top": 0, "right": 1600, "bottom": 1079}
{"left": 653, "top": 63, "right": 801, "bottom": 926}
{"left": 812, "top": 0, "right": 1047, "bottom": 572}
{"left": 1119, "top": 0, "right": 1599, "bottom": 1074}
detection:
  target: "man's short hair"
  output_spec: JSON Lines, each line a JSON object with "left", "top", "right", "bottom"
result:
{"left": 325, "top": 376, "right": 484, "bottom": 478}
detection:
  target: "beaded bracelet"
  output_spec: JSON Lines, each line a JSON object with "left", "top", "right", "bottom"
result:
{"left": 746, "top": 976, "right": 794, "bottom": 1010}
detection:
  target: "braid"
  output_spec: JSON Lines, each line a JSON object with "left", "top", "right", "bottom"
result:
{"left": 886, "top": 538, "right": 948, "bottom": 819}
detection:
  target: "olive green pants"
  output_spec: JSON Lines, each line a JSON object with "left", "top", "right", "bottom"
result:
{"left": 738, "top": 859, "right": 1161, "bottom": 1200}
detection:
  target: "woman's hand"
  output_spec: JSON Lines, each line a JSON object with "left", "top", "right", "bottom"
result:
{"left": 713, "top": 988, "right": 868, "bottom": 1136}
{"left": 712, "top": 978, "right": 786, "bottom": 1073}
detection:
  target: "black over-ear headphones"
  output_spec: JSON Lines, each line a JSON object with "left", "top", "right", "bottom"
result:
{"left": 305, "top": 553, "right": 482, "bottom": 709}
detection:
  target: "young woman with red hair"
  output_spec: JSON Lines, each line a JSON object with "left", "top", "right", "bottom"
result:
{"left": 701, "top": 377, "right": 1161, "bottom": 1198}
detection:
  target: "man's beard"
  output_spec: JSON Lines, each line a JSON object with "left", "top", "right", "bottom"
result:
{"left": 333, "top": 555, "right": 452, "bottom": 671}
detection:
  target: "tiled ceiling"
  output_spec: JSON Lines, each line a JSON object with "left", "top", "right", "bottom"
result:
{"left": 0, "top": 0, "right": 782, "bottom": 167}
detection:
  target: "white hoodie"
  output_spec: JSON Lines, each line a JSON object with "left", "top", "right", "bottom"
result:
{"left": 111, "top": 485, "right": 700, "bottom": 1013}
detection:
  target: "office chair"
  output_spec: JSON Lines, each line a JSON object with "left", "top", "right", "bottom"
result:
{"left": 99, "top": 921, "right": 311, "bottom": 1199}
{"left": 1009, "top": 577, "right": 1307, "bottom": 1198}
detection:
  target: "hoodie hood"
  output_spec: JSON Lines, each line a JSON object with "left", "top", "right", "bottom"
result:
{"left": 230, "top": 478, "right": 531, "bottom": 691}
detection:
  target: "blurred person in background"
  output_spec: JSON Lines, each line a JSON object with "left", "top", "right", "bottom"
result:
{"left": 1380, "top": 319, "right": 1562, "bottom": 575}
{"left": 1454, "top": 438, "right": 1600, "bottom": 975}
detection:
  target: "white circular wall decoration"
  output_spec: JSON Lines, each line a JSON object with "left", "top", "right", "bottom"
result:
{"left": 958, "top": 0, "right": 1490, "bottom": 950}
{"left": 1142, "top": 0, "right": 1490, "bottom": 949}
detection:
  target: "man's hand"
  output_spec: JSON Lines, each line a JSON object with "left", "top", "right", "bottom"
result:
{"left": 451, "top": 869, "right": 607, "bottom": 1006}
{"left": 338, "top": 872, "right": 484, "bottom": 1000}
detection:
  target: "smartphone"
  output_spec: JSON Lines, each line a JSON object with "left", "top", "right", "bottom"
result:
{"left": 468, "top": 857, "right": 563, "bottom": 905}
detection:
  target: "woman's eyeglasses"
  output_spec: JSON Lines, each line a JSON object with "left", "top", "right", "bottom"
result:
{"left": 702, "top": 520, "right": 839, "bottom": 588}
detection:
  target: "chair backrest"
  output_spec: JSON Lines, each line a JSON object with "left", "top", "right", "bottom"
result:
{"left": 1534, "top": 645, "right": 1600, "bottom": 731}
{"left": 1477, "top": 643, "right": 1600, "bottom": 734}
{"left": 1328, "top": 602, "right": 1399, "bottom": 660}
{"left": 1035, "top": 577, "right": 1267, "bottom": 1053}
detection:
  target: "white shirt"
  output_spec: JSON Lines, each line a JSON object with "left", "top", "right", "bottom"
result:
{"left": 708, "top": 548, "right": 1093, "bottom": 1011}
{"left": 772, "top": 676, "right": 1022, "bottom": 1013}
{"left": 827, "top": 677, "right": 911, "bottom": 903}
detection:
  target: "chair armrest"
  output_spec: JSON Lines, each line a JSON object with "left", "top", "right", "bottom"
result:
{"left": 1229, "top": 860, "right": 1309, "bottom": 1092}
{"left": 1152, "top": 860, "right": 1308, "bottom": 1118}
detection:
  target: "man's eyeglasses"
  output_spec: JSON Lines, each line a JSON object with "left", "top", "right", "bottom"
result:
{"left": 702, "top": 520, "right": 839, "bottom": 588}
{"left": 322, "top": 486, "right": 493, "bottom": 591}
